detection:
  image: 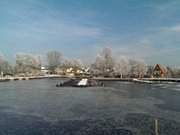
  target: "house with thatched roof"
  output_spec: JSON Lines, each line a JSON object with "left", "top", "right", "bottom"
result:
{"left": 152, "top": 64, "right": 167, "bottom": 78}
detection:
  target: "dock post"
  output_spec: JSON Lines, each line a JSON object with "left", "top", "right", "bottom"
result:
{"left": 155, "top": 119, "right": 159, "bottom": 135}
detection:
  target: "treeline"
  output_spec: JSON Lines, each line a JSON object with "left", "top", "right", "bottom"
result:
{"left": 0, "top": 51, "right": 84, "bottom": 76}
{"left": 0, "top": 47, "right": 180, "bottom": 78}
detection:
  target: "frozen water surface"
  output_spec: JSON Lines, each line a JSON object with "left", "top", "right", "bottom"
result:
{"left": 0, "top": 79, "right": 180, "bottom": 135}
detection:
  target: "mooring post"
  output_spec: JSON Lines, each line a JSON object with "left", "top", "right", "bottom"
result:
{"left": 155, "top": 119, "right": 159, "bottom": 135}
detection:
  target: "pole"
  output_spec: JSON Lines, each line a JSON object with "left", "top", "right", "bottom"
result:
{"left": 155, "top": 119, "right": 159, "bottom": 135}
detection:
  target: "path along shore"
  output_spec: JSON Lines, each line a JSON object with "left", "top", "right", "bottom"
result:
{"left": 0, "top": 75, "right": 63, "bottom": 81}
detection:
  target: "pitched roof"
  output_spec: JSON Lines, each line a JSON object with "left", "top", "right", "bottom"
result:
{"left": 154, "top": 64, "right": 167, "bottom": 74}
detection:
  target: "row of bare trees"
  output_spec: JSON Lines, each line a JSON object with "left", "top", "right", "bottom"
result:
{"left": 18, "top": 48, "right": 147, "bottom": 78}
{"left": 0, "top": 56, "right": 13, "bottom": 76}
{"left": 15, "top": 53, "right": 41, "bottom": 75}
{"left": 47, "top": 51, "right": 83, "bottom": 73}
{"left": 0, "top": 51, "right": 83, "bottom": 76}
{"left": 0, "top": 47, "right": 180, "bottom": 77}
{"left": 91, "top": 48, "right": 147, "bottom": 78}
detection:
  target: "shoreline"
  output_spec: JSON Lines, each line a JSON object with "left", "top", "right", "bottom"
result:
{"left": 1, "top": 75, "right": 180, "bottom": 83}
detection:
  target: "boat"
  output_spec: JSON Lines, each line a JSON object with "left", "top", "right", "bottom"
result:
{"left": 56, "top": 78, "right": 104, "bottom": 87}
{"left": 132, "top": 78, "right": 153, "bottom": 84}
{"left": 77, "top": 78, "right": 88, "bottom": 87}
{"left": 56, "top": 78, "right": 79, "bottom": 87}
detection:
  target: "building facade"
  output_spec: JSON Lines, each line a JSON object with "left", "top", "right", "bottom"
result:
{"left": 152, "top": 64, "right": 167, "bottom": 78}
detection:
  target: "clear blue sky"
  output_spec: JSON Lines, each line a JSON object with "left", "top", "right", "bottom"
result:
{"left": 0, "top": 0, "right": 180, "bottom": 66}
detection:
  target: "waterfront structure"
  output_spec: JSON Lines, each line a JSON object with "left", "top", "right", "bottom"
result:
{"left": 41, "top": 66, "right": 50, "bottom": 74}
{"left": 152, "top": 64, "right": 167, "bottom": 78}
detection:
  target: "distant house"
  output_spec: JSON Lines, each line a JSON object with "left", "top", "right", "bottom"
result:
{"left": 66, "top": 67, "right": 73, "bottom": 73}
{"left": 54, "top": 67, "right": 64, "bottom": 75}
{"left": 75, "top": 67, "right": 91, "bottom": 76}
{"left": 152, "top": 64, "right": 167, "bottom": 78}
{"left": 41, "top": 66, "right": 50, "bottom": 74}
{"left": 63, "top": 67, "right": 90, "bottom": 77}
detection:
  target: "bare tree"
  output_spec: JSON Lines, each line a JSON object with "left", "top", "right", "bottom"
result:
{"left": 101, "top": 47, "right": 114, "bottom": 72}
{"left": 91, "top": 47, "right": 115, "bottom": 76}
{"left": 114, "top": 56, "right": 130, "bottom": 78}
{"left": 146, "top": 65, "right": 154, "bottom": 78}
{"left": 47, "top": 51, "right": 63, "bottom": 72}
{"left": 15, "top": 53, "right": 41, "bottom": 74}
{"left": 171, "top": 67, "right": 180, "bottom": 78}
{"left": 166, "top": 66, "right": 174, "bottom": 78}
{"left": 129, "top": 59, "right": 147, "bottom": 78}
{"left": 71, "top": 59, "right": 83, "bottom": 69}
{"left": 0, "top": 56, "right": 13, "bottom": 76}
{"left": 92, "top": 55, "right": 105, "bottom": 74}
{"left": 62, "top": 58, "right": 83, "bottom": 69}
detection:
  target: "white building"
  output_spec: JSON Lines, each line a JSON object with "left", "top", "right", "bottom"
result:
{"left": 41, "top": 66, "right": 50, "bottom": 74}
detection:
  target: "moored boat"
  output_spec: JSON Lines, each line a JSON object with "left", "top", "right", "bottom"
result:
{"left": 132, "top": 78, "right": 153, "bottom": 84}
{"left": 56, "top": 78, "right": 104, "bottom": 87}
